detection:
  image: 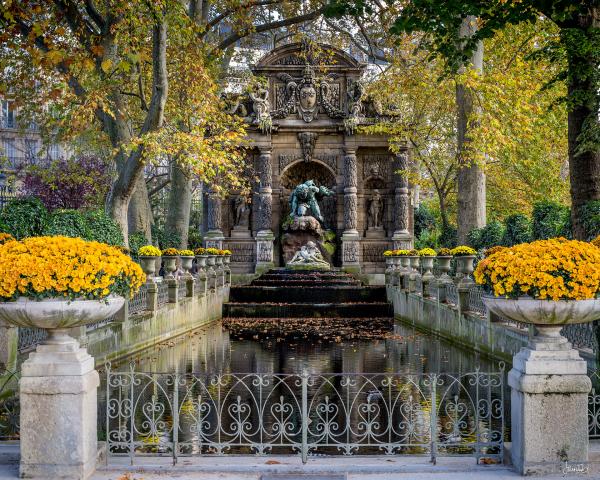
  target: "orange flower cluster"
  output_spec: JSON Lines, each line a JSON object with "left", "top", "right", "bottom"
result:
{"left": 474, "top": 238, "right": 600, "bottom": 300}
{"left": 0, "top": 236, "right": 145, "bottom": 301}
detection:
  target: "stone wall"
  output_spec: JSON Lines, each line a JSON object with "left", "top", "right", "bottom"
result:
{"left": 84, "top": 286, "right": 228, "bottom": 365}
{"left": 387, "top": 286, "right": 597, "bottom": 368}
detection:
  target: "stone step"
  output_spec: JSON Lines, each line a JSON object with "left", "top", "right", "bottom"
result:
{"left": 228, "top": 286, "right": 387, "bottom": 304}
{"left": 222, "top": 302, "right": 393, "bottom": 318}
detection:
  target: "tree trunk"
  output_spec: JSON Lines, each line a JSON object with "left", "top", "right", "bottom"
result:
{"left": 165, "top": 163, "right": 193, "bottom": 249}
{"left": 565, "top": 11, "right": 600, "bottom": 239}
{"left": 106, "top": 18, "right": 168, "bottom": 247}
{"left": 128, "top": 175, "right": 153, "bottom": 241}
{"left": 456, "top": 16, "right": 486, "bottom": 244}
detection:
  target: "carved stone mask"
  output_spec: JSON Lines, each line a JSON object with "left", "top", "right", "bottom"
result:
{"left": 299, "top": 85, "right": 317, "bottom": 111}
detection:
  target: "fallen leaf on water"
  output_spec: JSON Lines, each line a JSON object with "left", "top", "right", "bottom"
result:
{"left": 265, "top": 460, "right": 281, "bottom": 465}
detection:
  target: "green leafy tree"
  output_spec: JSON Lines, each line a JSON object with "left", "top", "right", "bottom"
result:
{"left": 328, "top": 0, "right": 599, "bottom": 239}
{"left": 502, "top": 214, "right": 532, "bottom": 246}
{"left": 532, "top": 200, "right": 571, "bottom": 240}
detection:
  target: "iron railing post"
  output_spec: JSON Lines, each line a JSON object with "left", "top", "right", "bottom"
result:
{"left": 105, "top": 363, "right": 110, "bottom": 466}
{"left": 301, "top": 370, "right": 308, "bottom": 464}
{"left": 430, "top": 374, "right": 437, "bottom": 465}
{"left": 173, "top": 373, "right": 179, "bottom": 465}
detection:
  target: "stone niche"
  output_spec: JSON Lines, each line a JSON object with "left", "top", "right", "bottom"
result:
{"left": 208, "top": 41, "right": 413, "bottom": 274}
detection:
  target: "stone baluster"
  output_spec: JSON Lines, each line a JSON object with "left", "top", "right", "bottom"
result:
{"left": 392, "top": 151, "right": 412, "bottom": 249}
{"left": 341, "top": 147, "right": 361, "bottom": 272}
{"left": 255, "top": 147, "right": 275, "bottom": 273}
{"left": 205, "top": 187, "right": 224, "bottom": 249}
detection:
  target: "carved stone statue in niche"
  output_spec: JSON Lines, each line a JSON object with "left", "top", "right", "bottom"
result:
{"left": 231, "top": 195, "right": 252, "bottom": 238}
{"left": 366, "top": 189, "right": 385, "bottom": 239}
{"left": 368, "top": 190, "right": 383, "bottom": 228}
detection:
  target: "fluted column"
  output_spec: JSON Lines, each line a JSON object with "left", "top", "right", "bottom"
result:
{"left": 392, "top": 151, "right": 412, "bottom": 249}
{"left": 204, "top": 187, "right": 224, "bottom": 249}
{"left": 341, "top": 147, "right": 360, "bottom": 271}
{"left": 255, "top": 147, "right": 275, "bottom": 273}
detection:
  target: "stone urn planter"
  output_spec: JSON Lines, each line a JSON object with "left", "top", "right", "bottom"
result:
{"left": 206, "top": 255, "right": 216, "bottom": 267}
{"left": 436, "top": 256, "right": 453, "bottom": 282}
{"left": 138, "top": 256, "right": 157, "bottom": 280}
{"left": 215, "top": 255, "right": 224, "bottom": 267}
{"left": 483, "top": 295, "right": 600, "bottom": 338}
{"left": 195, "top": 254, "right": 207, "bottom": 272}
{"left": 0, "top": 296, "right": 124, "bottom": 344}
{"left": 223, "top": 255, "right": 231, "bottom": 266}
{"left": 421, "top": 256, "right": 435, "bottom": 282}
{"left": 455, "top": 255, "right": 476, "bottom": 287}
{"left": 180, "top": 256, "right": 194, "bottom": 276}
{"left": 162, "top": 256, "right": 178, "bottom": 279}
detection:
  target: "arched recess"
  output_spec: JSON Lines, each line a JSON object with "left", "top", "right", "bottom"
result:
{"left": 279, "top": 160, "right": 337, "bottom": 229}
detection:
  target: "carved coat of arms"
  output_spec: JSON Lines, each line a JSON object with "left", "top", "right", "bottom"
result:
{"left": 271, "top": 64, "right": 345, "bottom": 123}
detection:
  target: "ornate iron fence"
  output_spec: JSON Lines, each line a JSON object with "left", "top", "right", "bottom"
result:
{"left": 445, "top": 284, "right": 459, "bottom": 306}
{"left": 87, "top": 313, "right": 117, "bottom": 332}
{"left": 589, "top": 370, "right": 600, "bottom": 439}
{"left": 468, "top": 288, "right": 487, "bottom": 317}
{"left": 0, "top": 368, "right": 20, "bottom": 440}
{"left": 178, "top": 279, "right": 187, "bottom": 300}
{"left": 105, "top": 366, "right": 506, "bottom": 465}
{"left": 562, "top": 323, "right": 598, "bottom": 355}
{"left": 129, "top": 285, "right": 148, "bottom": 315}
{"left": 18, "top": 327, "right": 47, "bottom": 353}
{"left": 158, "top": 281, "right": 169, "bottom": 306}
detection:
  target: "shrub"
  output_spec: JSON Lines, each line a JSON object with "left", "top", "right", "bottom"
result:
{"left": 21, "top": 156, "right": 111, "bottom": 210}
{"left": 468, "top": 221, "right": 505, "bottom": 250}
{"left": 187, "top": 231, "right": 203, "bottom": 250}
{"left": 152, "top": 224, "right": 181, "bottom": 250}
{"left": 502, "top": 214, "right": 532, "bottom": 246}
{"left": 414, "top": 204, "right": 437, "bottom": 238}
{"left": 439, "top": 224, "right": 457, "bottom": 248}
{"left": 466, "top": 227, "right": 483, "bottom": 250}
{"left": 415, "top": 229, "right": 439, "bottom": 250}
{"left": 84, "top": 210, "right": 124, "bottom": 246}
{"left": 129, "top": 232, "right": 149, "bottom": 257}
{"left": 532, "top": 201, "right": 570, "bottom": 240}
{"left": 580, "top": 200, "right": 600, "bottom": 241}
{"left": 43, "top": 209, "right": 90, "bottom": 238}
{"left": 0, "top": 197, "right": 48, "bottom": 239}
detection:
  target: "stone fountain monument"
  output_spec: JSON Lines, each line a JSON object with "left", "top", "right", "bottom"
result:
{"left": 282, "top": 179, "right": 334, "bottom": 263}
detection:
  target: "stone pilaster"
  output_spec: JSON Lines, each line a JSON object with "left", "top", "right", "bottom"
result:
{"left": 255, "top": 148, "right": 275, "bottom": 273}
{"left": 342, "top": 147, "right": 360, "bottom": 272}
{"left": 205, "top": 188, "right": 224, "bottom": 249}
{"left": 392, "top": 151, "right": 412, "bottom": 249}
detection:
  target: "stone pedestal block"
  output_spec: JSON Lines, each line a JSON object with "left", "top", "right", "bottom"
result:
{"left": 20, "top": 341, "right": 99, "bottom": 479}
{"left": 255, "top": 230, "right": 275, "bottom": 274}
{"left": 509, "top": 335, "right": 591, "bottom": 475}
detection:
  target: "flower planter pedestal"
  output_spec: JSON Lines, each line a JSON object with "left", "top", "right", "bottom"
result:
{"left": 483, "top": 296, "right": 596, "bottom": 475}
{"left": 0, "top": 297, "right": 124, "bottom": 479}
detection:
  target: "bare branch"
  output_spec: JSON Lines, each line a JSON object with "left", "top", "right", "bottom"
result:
{"left": 210, "top": 6, "right": 325, "bottom": 55}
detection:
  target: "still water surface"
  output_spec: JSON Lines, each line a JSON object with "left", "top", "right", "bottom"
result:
{"left": 105, "top": 320, "right": 502, "bottom": 374}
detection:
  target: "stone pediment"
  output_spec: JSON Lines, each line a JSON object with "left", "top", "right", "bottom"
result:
{"left": 253, "top": 42, "right": 365, "bottom": 73}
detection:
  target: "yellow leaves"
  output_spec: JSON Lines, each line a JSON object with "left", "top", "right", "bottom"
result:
{"left": 45, "top": 49, "right": 64, "bottom": 65}
{"left": 100, "top": 59, "right": 112, "bottom": 73}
